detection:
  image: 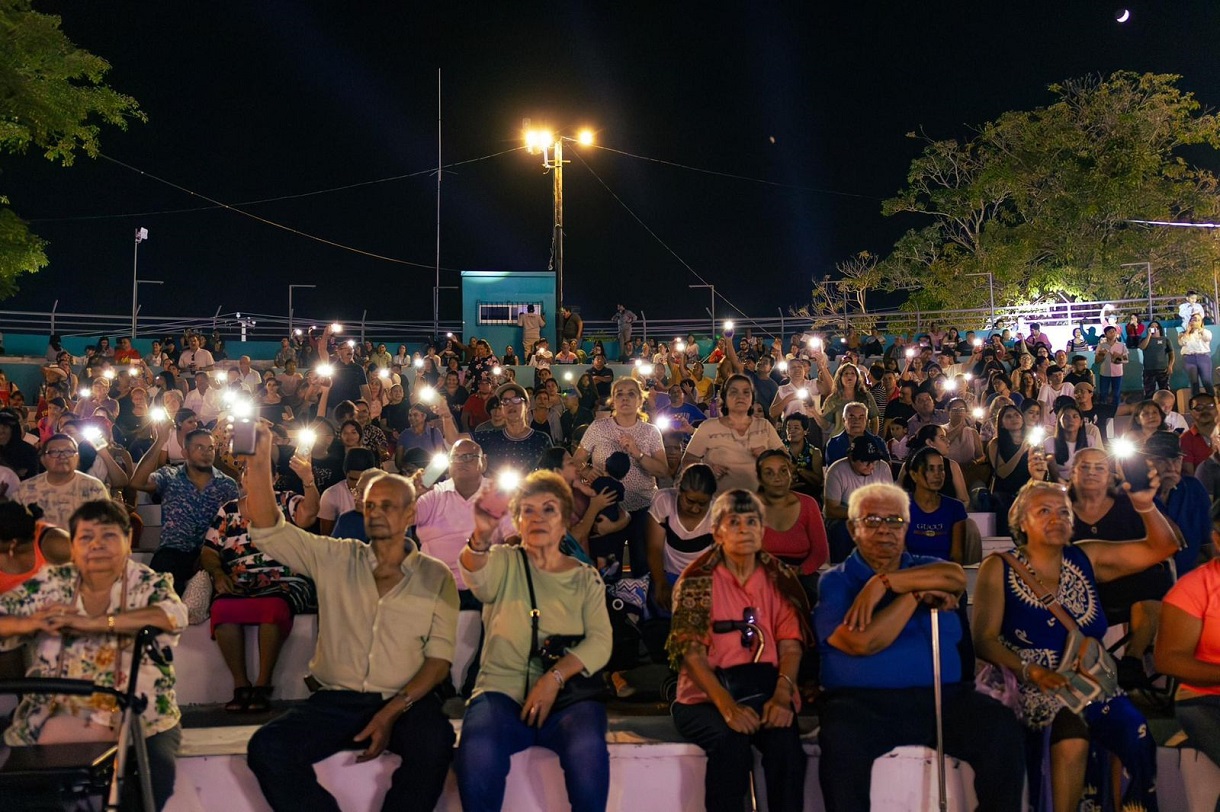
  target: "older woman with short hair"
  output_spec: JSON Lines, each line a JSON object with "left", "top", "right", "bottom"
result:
{"left": 668, "top": 489, "right": 812, "bottom": 812}
{"left": 457, "top": 470, "right": 612, "bottom": 812}
{"left": 682, "top": 374, "right": 785, "bottom": 493}
{"left": 972, "top": 477, "right": 1178, "bottom": 811}
{"left": 0, "top": 500, "right": 188, "bottom": 810}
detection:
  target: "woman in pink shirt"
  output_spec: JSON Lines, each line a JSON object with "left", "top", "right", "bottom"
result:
{"left": 757, "top": 450, "right": 827, "bottom": 606}
{"left": 667, "top": 489, "right": 813, "bottom": 812}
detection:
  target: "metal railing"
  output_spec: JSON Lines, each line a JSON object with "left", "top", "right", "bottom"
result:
{"left": 0, "top": 292, "right": 1198, "bottom": 347}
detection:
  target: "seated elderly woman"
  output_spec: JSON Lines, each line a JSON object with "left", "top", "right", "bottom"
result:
{"left": 667, "top": 489, "right": 812, "bottom": 812}
{"left": 973, "top": 477, "right": 1179, "bottom": 811}
{"left": 1155, "top": 501, "right": 1220, "bottom": 772}
{"left": 814, "top": 482, "right": 1024, "bottom": 812}
{"left": 456, "top": 470, "right": 613, "bottom": 812}
{"left": 0, "top": 500, "right": 188, "bottom": 811}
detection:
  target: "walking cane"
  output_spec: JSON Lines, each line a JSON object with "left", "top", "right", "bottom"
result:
{"left": 930, "top": 607, "right": 948, "bottom": 812}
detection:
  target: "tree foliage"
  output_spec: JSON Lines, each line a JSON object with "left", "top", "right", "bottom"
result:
{"left": 0, "top": 0, "right": 144, "bottom": 297}
{"left": 858, "top": 72, "right": 1220, "bottom": 320}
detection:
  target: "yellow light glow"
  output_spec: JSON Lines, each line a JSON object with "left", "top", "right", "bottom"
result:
{"left": 577, "top": 129, "right": 594, "bottom": 146}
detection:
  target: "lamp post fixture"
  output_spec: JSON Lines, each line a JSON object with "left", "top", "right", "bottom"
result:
{"left": 288, "top": 284, "right": 316, "bottom": 337}
{"left": 523, "top": 123, "right": 595, "bottom": 331}
{"left": 130, "top": 227, "right": 149, "bottom": 339}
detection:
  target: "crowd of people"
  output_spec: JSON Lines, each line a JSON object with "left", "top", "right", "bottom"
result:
{"left": 0, "top": 298, "right": 1218, "bottom": 811}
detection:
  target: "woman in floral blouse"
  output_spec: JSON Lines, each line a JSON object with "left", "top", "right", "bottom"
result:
{"left": 0, "top": 499, "right": 187, "bottom": 811}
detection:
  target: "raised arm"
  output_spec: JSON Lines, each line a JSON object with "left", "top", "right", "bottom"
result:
{"left": 1080, "top": 478, "right": 1180, "bottom": 583}
{"left": 130, "top": 421, "right": 171, "bottom": 493}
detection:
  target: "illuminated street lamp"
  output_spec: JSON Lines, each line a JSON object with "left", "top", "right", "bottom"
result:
{"left": 522, "top": 122, "right": 596, "bottom": 329}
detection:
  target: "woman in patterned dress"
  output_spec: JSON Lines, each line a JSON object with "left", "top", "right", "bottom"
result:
{"left": 972, "top": 479, "right": 1179, "bottom": 811}
{"left": 202, "top": 464, "right": 319, "bottom": 713}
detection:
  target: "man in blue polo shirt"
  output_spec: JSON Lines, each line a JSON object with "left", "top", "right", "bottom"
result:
{"left": 814, "top": 482, "right": 1023, "bottom": 811}
{"left": 825, "top": 402, "right": 888, "bottom": 467}
{"left": 132, "top": 424, "right": 240, "bottom": 594}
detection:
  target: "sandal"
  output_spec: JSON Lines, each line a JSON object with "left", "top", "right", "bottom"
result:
{"left": 224, "top": 686, "right": 253, "bottom": 713}
{"left": 246, "top": 685, "right": 273, "bottom": 714}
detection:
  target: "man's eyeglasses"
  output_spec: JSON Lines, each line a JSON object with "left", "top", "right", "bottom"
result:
{"left": 43, "top": 449, "right": 77, "bottom": 458}
{"left": 1192, "top": 403, "right": 1217, "bottom": 412}
{"left": 853, "top": 515, "right": 907, "bottom": 529}
{"left": 450, "top": 453, "right": 482, "bottom": 463}
{"left": 500, "top": 396, "right": 525, "bottom": 406}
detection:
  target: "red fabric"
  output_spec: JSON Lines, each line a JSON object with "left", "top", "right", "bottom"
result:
{"left": 209, "top": 595, "right": 294, "bottom": 639}
{"left": 1181, "top": 426, "right": 1212, "bottom": 470}
{"left": 761, "top": 494, "right": 829, "bottom": 575}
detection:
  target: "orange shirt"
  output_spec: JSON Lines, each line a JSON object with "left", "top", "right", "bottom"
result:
{"left": 1164, "top": 558, "right": 1220, "bottom": 696}
{"left": 0, "top": 521, "right": 51, "bottom": 595}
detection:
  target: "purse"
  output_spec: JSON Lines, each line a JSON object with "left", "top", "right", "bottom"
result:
{"left": 997, "top": 551, "right": 1120, "bottom": 715}
{"left": 715, "top": 662, "right": 778, "bottom": 714}
{"left": 520, "top": 549, "right": 605, "bottom": 712}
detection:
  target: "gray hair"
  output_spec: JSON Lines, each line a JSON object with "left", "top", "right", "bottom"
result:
{"left": 842, "top": 401, "right": 868, "bottom": 419}
{"left": 710, "top": 489, "right": 765, "bottom": 529}
{"left": 847, "top": 483, "right": 910, "bottom": 523}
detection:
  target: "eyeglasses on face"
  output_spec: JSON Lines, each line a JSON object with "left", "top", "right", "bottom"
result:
{"left": 450, "top": 453, "right": 483, "bottom": 463}
{"left": 500, "top": 396, "right": 525, "bottom": 406}
{"left": 853, "top": 515, "right": 907, "bottom": 529}
{"left": 43, "top": 449, "right": 77, "bottom": 458}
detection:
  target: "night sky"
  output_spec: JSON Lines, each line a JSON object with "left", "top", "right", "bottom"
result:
{"left": 5, "top": 2, "right": 1219, "bottom": 331}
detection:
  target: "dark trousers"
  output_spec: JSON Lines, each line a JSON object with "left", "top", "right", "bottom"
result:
{"left": 671, "top": 701, "right": 806, "bottom": 812}
{"left": 455, "top": 691, "right": 609, "bottom": 812}
{"left": 1143, "top": 368, "right": 1169, "bottom": 398}
{"left": 246, "top": 690, "right": 454, "bottom": 812}
{"left": 148, "top": 548, "right": 199, "bottom": 596}
{"left": 817, "top": 684, "right": 1025, "bottom": 812}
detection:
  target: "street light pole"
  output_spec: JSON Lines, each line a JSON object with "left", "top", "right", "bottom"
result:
{"left": 288, "top": 284, "right": 316, "bottom": 337}
{"left": 1120, "top": 262, "right": 1153, "bottom": 318}
{"left": 690, "top": 284, "right": 715, "bottom": 337}
{"left": 525, "top": 125, "right": 594, "bottom": 337}
{"left": 134, "top": 280, "right": 162, "bottom": 338}
{"left": 965, "top": 272, "right": 995, "bottom": 329}
{"left": 130, "top": 227, "right": 148, "bottom": 339}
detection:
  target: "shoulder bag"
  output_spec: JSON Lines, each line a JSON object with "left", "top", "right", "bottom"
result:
{"left": 997, "top": 551, "right": 1119, "bottom": 715}
{"left": 520, "top": 548, "right": 605, "bottom": 711}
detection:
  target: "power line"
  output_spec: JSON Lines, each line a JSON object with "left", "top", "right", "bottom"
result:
{"left": 591, "top": 144, "right": 881, "bottom": 201}
{"left": 29, "top": 147, "right": 525, "bottom": 224}
{"left": 569, "top": 150, "right": 780, "bottom": 339}
{"left": 97, "top": 153, "right": 470, "bottom": 270}
{"left": 1125, "top": 219, "right": 1220, "bottom": 229}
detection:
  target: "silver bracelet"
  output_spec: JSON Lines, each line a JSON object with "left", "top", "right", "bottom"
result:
{"left": 464, "top": 539, "right": 490, "bottom": 556}
{"left": 777, "top": 673, "right": 796, "bottom": 694}
{"left": 550, "top": 669, "right": 565, "bottom": 689}
{"left": 1020, "top": 661, "right": 1032, "bottom": 682}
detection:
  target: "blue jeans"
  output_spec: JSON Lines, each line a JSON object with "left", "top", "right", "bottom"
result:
{"left": 455, "top": 691, "right": 609, "bottom": 812}
{"left": 247, "top": 690, "right": 454, "bottom": 812}
{"left": 1186, "top": 352, "right": 1215, "bottom": 396}
{"left": 1100, "top": 374, "right": 1123, "bottom": 405}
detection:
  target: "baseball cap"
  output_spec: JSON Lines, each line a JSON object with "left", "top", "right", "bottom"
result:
{"left": 1142, "top": 431, "right": 1184, "bottom": 459}
{"left": 495, "top": 383, "right": 528, "bottom": 401}
{"left": 849, "top": 436, "right": 885, "bottom": 463}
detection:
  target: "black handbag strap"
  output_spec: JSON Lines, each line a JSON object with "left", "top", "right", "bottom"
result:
{"left": 520, "top": 548, "right": 542, "bottom": 697}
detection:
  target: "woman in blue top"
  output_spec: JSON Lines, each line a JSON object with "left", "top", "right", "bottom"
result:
{"left": 972, "top": 479, "right": 1179, "bottom": 812}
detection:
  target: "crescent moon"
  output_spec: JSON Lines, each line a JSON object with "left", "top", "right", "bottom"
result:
{"left": 1116, "top": 9, "right": 1130, "bottom": 22}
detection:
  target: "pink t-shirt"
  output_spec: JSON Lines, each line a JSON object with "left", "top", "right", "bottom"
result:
{"left": 676, "top": 564, "right": 802, "bottom": 705}
{"left": 761, "top": 493, "right": 828, "bottom": 576}
{"left": 1164, "top": 559, "right": 1220, "bottom": 696}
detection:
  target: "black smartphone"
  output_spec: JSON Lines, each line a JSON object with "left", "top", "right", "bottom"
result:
{"left": 1120, "top": 455, "right": 1152, "bottom": 492}
{"left": 231, "top": 419, "right": 257, "bottom": 456}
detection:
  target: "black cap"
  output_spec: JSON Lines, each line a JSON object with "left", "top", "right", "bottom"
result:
{"left": 849, "top": 436, "right": 884, "bottom": 463}
{"left": 1142, "top": 431, "right": 1184, "bottom": 459}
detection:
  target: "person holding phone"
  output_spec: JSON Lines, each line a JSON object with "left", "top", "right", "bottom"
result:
{"left": 1138, "top": 320, "right": 1174, "bottom": 397}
